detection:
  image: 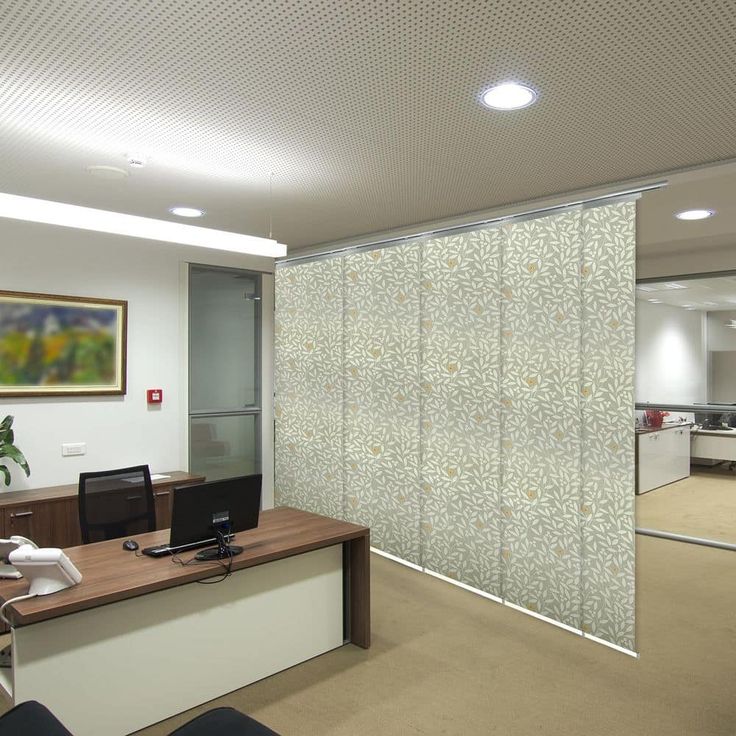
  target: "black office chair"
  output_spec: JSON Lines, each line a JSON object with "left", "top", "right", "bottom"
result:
{"left": 78, "top": 465, "right": 156, "bottom": 543}
{"left": 0, "top": 701, "right": 280, "bottom": 736}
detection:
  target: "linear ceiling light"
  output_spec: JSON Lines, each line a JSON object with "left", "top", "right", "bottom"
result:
{"left": 0, "top": 193, "right": 286, "bottom": 257}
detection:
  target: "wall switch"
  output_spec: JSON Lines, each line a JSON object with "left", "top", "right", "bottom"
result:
{"left": 62, "top": 442, "right": 86, "bottom": 457}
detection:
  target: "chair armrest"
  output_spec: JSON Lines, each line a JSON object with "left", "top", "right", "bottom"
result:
{"left": 167, "top": 707, "right": 280, "bottom": 736}
{"left": 0, "top": 701, "right": 73, "bottom": 736}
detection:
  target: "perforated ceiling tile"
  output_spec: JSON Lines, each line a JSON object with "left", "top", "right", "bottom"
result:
{"left": 0, "top": 0, "right": 735, "bottom": 249}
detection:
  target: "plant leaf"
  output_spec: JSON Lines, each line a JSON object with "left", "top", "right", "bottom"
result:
{"left": 1, "top": 445, "right": 30, "bottom": 476}
{"left": 0, "top": 416, "right": 13, "bottom": 434}
{"left": 0, "top": 465, "right": 9, "bottom": 487}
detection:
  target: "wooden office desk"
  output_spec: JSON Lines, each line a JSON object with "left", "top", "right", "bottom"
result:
{"left": 0, "top": 507, "right": 370, "bottom": 736}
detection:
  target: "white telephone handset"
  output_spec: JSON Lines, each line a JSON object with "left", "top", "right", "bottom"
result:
{"left": 0, "top": 536, "right": 39, "bottom": 579}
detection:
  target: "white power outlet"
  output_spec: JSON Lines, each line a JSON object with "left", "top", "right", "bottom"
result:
{"left": 61, "top": 442, "right": 86, "bottom": 457}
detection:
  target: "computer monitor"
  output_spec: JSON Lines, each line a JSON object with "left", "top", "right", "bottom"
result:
{"left": 169, "top": 474, "right": 261, "bottom": 560}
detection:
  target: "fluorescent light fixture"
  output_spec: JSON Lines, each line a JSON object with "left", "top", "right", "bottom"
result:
{"left": 725, "top": 320, "right": 736, "bottom": 329}
{"left": 647, "top": 299, "right": 662, "bottom": 303}
{"left": 685, "top": 307, "right": 697, "bottom": 310}
{"left": 675, "top": 209, "right": 715, "bottom": 220}
{"left": 169, "top": 206, "right": 205, "bottom": 218}
{"left": 0, "top": 193, "right": 286, "bottom": 258}
{"left": 481, "top": 82, "right": 538, "bottom": 110}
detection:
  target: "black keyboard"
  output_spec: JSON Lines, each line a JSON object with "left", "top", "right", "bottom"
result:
{"left": 141, "top": 544, "right": 172, "bottom": 557}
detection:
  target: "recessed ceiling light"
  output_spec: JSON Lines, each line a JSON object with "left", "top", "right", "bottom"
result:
{"left": 481, "top": 82, "right": 538, "bottom": 110}
{"left": 85, "top": 165, "right": 128, "bottom": 180}
{"left": 647, "top": 299, "right": 662, "bottom": 303}
{"left": 685, "top": 307, "right": 697, "bottom": 310}
{"left": 675, "top": 209, "right": 715, "bottom": 220}
{"left": 0, "top": 192, "right": 285, "bottom": 257}
{"left": 169, "top": 206, "right": 205, "bottom": 218}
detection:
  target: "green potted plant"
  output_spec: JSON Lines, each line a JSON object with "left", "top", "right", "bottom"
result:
{"left": 0, "top": 415, "right": 30, "bottom": 487}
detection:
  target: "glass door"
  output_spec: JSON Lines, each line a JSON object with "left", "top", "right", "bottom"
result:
{"left": 189, "top": 264, "right": 262, "bottom": 481}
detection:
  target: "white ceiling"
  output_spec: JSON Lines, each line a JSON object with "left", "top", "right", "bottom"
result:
{"left": 637, "top": 275, "right": 736, "bottom": 311}
{"left": 1, "top": 0, "right": 736, "bottom": 253}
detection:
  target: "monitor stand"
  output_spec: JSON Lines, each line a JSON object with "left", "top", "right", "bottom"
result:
{"left": 195, "top": 544, "right": 243, "bottom": 561}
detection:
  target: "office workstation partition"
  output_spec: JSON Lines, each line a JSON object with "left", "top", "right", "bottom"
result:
{"left": 275, "top": 197, "right": 637, "bottom": 652}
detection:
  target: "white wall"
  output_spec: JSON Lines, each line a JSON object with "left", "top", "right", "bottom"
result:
{"left": 635, "top": 300, "right": 706, "bottom": 404}
{"left": 706, "top": 310, "right": 736, "bottom": 351}
{"left": 2, "top": 218, "right": 274, "bottom": 506}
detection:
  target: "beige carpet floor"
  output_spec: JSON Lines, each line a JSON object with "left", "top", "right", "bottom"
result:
{"left": 122, "top": 536, "right": 736, "bottom": 736}
{"left": 637, "top": 466, "right": 736, "bottom": 542}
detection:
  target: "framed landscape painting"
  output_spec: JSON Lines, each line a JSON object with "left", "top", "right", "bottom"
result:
{"left": 0, "top": 291, "right": 127, "bottom": 397}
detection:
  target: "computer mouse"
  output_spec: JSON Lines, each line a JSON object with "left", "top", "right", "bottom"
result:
{"left": 122, "top": 539, "right": 139, "bottom": 551}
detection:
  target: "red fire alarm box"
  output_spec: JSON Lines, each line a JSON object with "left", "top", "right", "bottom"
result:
{"left": 147, "top": 389, "right": 163, "bottom": 404}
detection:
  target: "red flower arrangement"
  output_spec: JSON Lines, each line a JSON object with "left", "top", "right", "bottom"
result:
{"left": 644, "top": 409, "right": 669, "bottom": 429}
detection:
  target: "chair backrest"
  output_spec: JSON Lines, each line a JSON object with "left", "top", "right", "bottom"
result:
{"left": 78, "top": 465, "right": 156, "bottom": 544}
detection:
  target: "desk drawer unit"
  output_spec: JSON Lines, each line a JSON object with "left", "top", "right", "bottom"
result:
{"left": 636, "top": 427, "right": 690, "bottom": 494}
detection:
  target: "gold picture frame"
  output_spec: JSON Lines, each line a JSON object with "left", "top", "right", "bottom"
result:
{"left": 0, "top": 290, "right": 127, "bottom": 397}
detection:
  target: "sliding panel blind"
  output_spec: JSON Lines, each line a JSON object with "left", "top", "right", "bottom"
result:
{"left": 580, "top": 201, "right": 636, "bottom": 650}
{"left": 419, "top": 227, "right": 503, "bottom": 594}
{"left": 499, "top": 210, "right": 584, "bottom": 628}
{"left": 342, "top": 244, "right": 422, "bottom": 564}
{"left": 274, "top": 198, "right": 637, "bottom": 651}
{"left": 274, "top": 259, "right": 345, "bottom": 518}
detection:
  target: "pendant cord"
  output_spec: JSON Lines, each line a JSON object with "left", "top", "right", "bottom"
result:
{"left": 269, "top": 171, "right": 274, "bottom": 240}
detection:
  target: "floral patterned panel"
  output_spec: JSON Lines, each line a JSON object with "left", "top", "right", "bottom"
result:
{"left": 274, "top": 258, "right": 345, "bottom": 520}
{"left": 274, "top": 199, "right": 637, "bottom": 650}
{"left": 499, "top": 210, "right": 584, "bottom": 629}
{"left": 342, "top": 243, "right": 422, "bottom": 565}
{"left": 580, "top": 200, "right": 636, "bottom": 650}
{"left": 420, "top": 227, "right": 503, "bottom": 594}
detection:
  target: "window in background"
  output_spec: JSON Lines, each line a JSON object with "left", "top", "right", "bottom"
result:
{"left": 635, "top": 272, "right": 736, "bottom": 548}
{"left": 636, "top": 272, "right": 736, "bottom": 406}
{"left": 189, "top": 265, "right": 261, "bottom": 481}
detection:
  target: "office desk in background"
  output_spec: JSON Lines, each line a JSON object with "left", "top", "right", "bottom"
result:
{"left": 690, "top": 425, "right": 736, "bottom": 462}
{"left": 0, "top": 471, "right": 204, "bottom": 547}
{"left": 0, "top": 507, "right": 370, "bottom": 736}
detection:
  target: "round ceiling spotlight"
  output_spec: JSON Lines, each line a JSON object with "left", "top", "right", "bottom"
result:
{"left": 675, "top": 209, "right": 715, "bottom": 220}
{"left": 169, "top": 206, "right": 205, "bottom": 218}
{"left": 85, "top": 165, "right": 128, "bottom": 180}
{"left": 481, "top": 82, "right": 538, "bottom": 110}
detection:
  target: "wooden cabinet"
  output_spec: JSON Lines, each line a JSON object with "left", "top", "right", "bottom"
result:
{"left": 1, "top": 498, "right": 81, "bottom": 549}
{"left": 0, "top": 471, "right": 203, "bottom": 548}
{"left": 636, "top": 426, "right": 690, "bottom": 494}
{"left": 153, "top": 488, "right": 173, "bottom": 529}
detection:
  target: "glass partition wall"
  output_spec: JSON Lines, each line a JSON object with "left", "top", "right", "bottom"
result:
{"left": 636, "top": 271, "right": 736, "bottom": 548}
{"left": 189, "top": 264, "right": 262, "bottom": 482}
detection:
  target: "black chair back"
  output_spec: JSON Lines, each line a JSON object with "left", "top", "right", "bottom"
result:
{"left": 78, "top": 465, "right": 156, "bottom": 544}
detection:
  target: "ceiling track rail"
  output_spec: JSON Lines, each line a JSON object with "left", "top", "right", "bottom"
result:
{"left": 277, "top": 181, "right": 666, "bottom": 267}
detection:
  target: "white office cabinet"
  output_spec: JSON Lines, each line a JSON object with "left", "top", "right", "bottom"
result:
{"left": 636, "top": 426, "right": 690, "bottom": 494}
